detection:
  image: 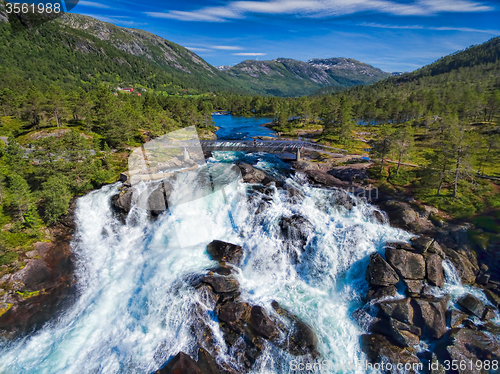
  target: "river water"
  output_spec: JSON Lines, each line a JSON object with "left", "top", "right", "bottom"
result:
{"left": 0, "top": 121, "right": 485, "bottom": 374}
{"left": 213, "top": 115, "right": 276, "bottom": 140}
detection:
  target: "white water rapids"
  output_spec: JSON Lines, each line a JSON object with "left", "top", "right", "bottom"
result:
{"left": 0, "top": 152, "right": 480, "bottom": 374}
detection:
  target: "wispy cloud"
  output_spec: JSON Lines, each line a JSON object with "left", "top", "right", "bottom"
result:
{"left": 211, "top": 45, "right": 243, "bottom": 50}
{"left": 145, "top": 0, "right": 494, "bottom": 22}
{"left": 360, "top": 22, "right": 500, "bottom": 34}
{"left": 79, "top": 1, "right": 111, "bottom": 9}
{"left": 233, "top": 52, "right": 267, "bottom": 56}
{"left": 186, "top": 47, "right": 211, "bottom": 52}
{"left": 81, "top": 14, "right": 144, "bottom": 26}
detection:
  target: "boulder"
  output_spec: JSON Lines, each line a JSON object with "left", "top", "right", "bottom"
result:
{"left": 217, "top": 301, "right": 251, "bottom": 323}
{"left": 291, "top": 161, "right": 319, "bottom": 172}
{"left": 237, "top": 163, "right": 273, "bottom": 184}
{"left": 385, "top": 241, "right": 414, "bottom": 252}
{"left": 10, "top": 259, "right": 51, "bottom": 289}
{"left": 196, "top": 348, "right": 221, "bottom": 374}
{"left": 413, "top": 296, "right": 448, "bottom": 339}
{"left": 156, "top": 352, "right": 203, "bottom": 374}
{"left": 447, "top": 309, "right": 469, "bottom": 328}
{"left": 426, "top": 254, "right": 445, "bottom": 287}
{"left": 361, "top": 334, "right": 421, "bottom": 372}
{"left": 386, "top": 248, "right": 426, "bottom": 280}
{"left": 370, "top": 318, "right": 421, "bottom": 346}
{"left": 483, "top": 289, "right": 500, "bottom": 308}
{"left": 445, "top": 329, "right": 500, "bottom": 372}
{"left": 206, "top": 240, "right": 244, "bottom": 266}
{"left": 410, "top": 237, "right": 445, "bottom": 258}
{"left": 271, "top": 301, "right": 319, "bottom": 357}
{"left": 331, "top": 189, "right": 356, "bottom": 210}
{"left": 457, "top": 294, "right": 485, "bottom": 319}
{"left": 481, "top": 306, "right": 496, "bottom": 322}
{"left": 201, "top": 275, "right": 239, "bottom": 293}
{"left": 403, "top": 280, "right": 425, "bottom": 295}
{"left": 111, "top": 188, "right": 133, "bottom": 213}
{"left": 443, "top": 247, "right": 477, "bottom": 284}
{"left": 377, "top": 200, "right": 433, "bottom": 232}
{"left": 278, "top": 215, "right": 314, "bottom": 252}
{"left": 248, "top": 306, "right": 279, "bottom": 341}
{"left": 303, "top": 170, "right": 349, "bottom": 188}
{"left": 366, "top": 285, "right": 397, "bottom": 302}
{"left": 327, "top": 165, "right": 368, "bottom": 183}
{"left": 378, "top": 298, "right": 414, "bottom": 324}
{"left": 366, "top": 253, "right": 399, "bottom": 287}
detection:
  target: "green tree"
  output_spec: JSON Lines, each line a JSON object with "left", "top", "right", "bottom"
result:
{"left": 40, "top": 175, "right": 71, "bottom": 225}
{"left": 6, "top": 173, "right": 32, "bottom": 221}
{"left": 392, "top": 125, "right": 414, "bottom": 175}
{"left": 372, "top": 125, "right": 394, "bottom": 173}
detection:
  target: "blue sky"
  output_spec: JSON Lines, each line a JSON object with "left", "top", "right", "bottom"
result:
{"left": 71, "top": 0, "right": 499, "bottom": 72}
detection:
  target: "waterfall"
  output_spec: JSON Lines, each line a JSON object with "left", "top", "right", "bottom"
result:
{"left": 0, "top": 153, "right": 412, "bottom": 374}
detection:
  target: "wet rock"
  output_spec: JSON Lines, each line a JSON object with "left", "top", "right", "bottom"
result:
{"left": 426, "top": 254, "right": 445, "bottom": 288}
{"left": 476, "top": 272, "right": 490, "bottom": 285}
{"left": 378, "top": 298, "right": 414, "bottom": 324}
{"left": 457, "top": 293, "right": 485, "bottom": 318}
{"left": 447, "top": 309, "right": 468, "bottom": 328}
{"left": 111, "top": 188, "right": 133, "bottom": 213}
{"left": 201, "top": 275, "right": 239, "bottom": 293}
{"left": 190, "top": 316, "right": 217, "bottom": 356}
{"left": 371, "top": 318, "right": 421, "bottom": 346}
{"left": 278, "top": 214, "right": 314, "bottom": 252}
{"left": 331, "top": 189, "right": 356, "bottom": 210}
{"left": 386, "top": 248, "right": 426, "bottom": 280}
{"left": 483, "top": 289, "right": 500, "bottom": 308}
{"left": 271, "top": 301, "right": 319, "bottom": 357}
{"left": 377, "top": 200, "right": 433, "bottom": 232}
{"left": 443, "top": 247, "right": 477, "bottom": 284}
{"left": 480, "top": 321, "right": 500, "bottom": 335}
{"left": 156, "top": 352, "right": 203, "bottom": 374}
{"left": 327, "top": 165, "right": 368, "bottom": 183}
{"left": 206, "top": 241, "right": 244, "bottom": 266}
{"left": 445, "top": 329, "right": 500, "bottom": 371}
{"left": 366, "top": 285, "right": 397, "bottom": 302}
{"left": 352, "top": 308, "right": 378, "bottom": 331}
{"left": 303, "top": 170, "right": 349, "bottom": 188}
{"left": 10, "top": 259, "right": 51, "bottom": 289}
{"left": 385, "top": 241, "right": 414, "bottom": 252}
{"left": 403, "top": 280, "right": 425, "bottom": 295}
{"left": 284, "top": 183, "right": 305, "bottom": 203}
{"left": 372, "top": 210, "right": 386, "bottom": 224}
{"left": 196, "top": 348, "right": 221, "bottom": 374}
{"left": 195, "top": 283, "right": 220, "bottom": 310}
{"left": 366, "top": 253, "right": 399, "bottom": 287}
{"left": 481, "top": 306, "right": 496, "bottom": 321}
{"left": 237, "top": 163, "right": 274, "bottom": 184}
{"left": 361, "top": 334, "right": 421, "bottom": 372}
{"left": 217, "top": 301, "right": 251, "bottom": 323}
{"left": 410, "top": 237, "right": 445, "bottom": 258}
{"left": 248, "top": 306, "right": 279, "bottom": 341}
{"left": 413, "top": 296, "right": 448, "bottom": 339}
{"left": 291, "top": 161, "right": 319, "bottom": 172}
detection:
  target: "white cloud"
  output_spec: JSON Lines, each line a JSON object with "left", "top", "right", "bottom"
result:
{"left": 79, "top": 1, "right": 111, "bottom": 9}
{"left": 211, "top": 45, "right": 243, "bottom": 50}
{"left": 186, "top": 47, "right": 211, "bottom": 52}
{"left": 360, "top": 22, "right": 500, "bottom": 34}
{"left": 146, "top": 0, "right": 494, "bottom": 22}
{"left": 233, "top": 52, "right": 268, "bottom": 56}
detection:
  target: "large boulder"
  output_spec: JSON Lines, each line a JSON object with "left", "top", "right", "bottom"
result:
{"left": 361, "top": 334, "right": 421, "bottom": 372}
{"left": 217, "top": 301, "right": 251, "bottom": 323}
{"left": 378, "top": 298, "right": 414, "bottom": 324}
{"left": 201, "top": 275, "right": 239, "bottom": 294}
{"left": 444, "top": 329, "right": 500, "bottom": 373}
{"left": 447, "top": 309, "right": 469, "bottom": 328}
{"left": 457, "top": 294, "right": 485, "bottom": 319}
{"left": 426, "top": 254, "right": 445, "bottom": 287}
{"left": 377, "top": 200, "right": 433, "bottom": 233}
{"left": 237, "top": 163, "right": 273, "bottom": 184}
{"left": 278, "top": 214, "right": 314, "bottom": 253}
{"left": 366, "top": 253, "right": 399, "bottom": 287}
{"left": 413, "top": 296, "right": 449, "bottom": 339}
{"left": 444, "top": 248, "right": 478, "bottom": 284}
{"left": 111, "top": 188, "right": 133, "bottom": 213}
{"left": 303, "top": 170, "right": 349, "bottom": 188}
{"left": 156, "top": 352, "right": 207, "bottom": 374}
{"left": 10, "top": 259, "right": 51, "bottom": 289}
{"left": 386, "top": 248, "right": 426, "bottom": 280}
{"left": 410, "top": 237, "right": 445, "bottom": 258}
{"left": 271, "top": 301, "right": 319, "bottom": 357}
{"left": 248, "top": 306, "right": 279, "bottom": 341}
{"left": 206, "top": 241, "right": 244, "bottom": 266}
{"left": 370, "top": 318, "right": 421, "bottom": 346}
{"left": 366, "top": 285, "right": 397, "bottom": 302}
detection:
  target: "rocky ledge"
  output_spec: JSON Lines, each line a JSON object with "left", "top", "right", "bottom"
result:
{"left": 0, "top": 203, "right": 77, "bottom": 339}
{"left": 155, "top": 240, "right": 319, "bottom": 374}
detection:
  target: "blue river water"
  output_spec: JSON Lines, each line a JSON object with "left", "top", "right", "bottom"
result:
{"left": 212, "top": 115, "right": 276, "bottom": 140}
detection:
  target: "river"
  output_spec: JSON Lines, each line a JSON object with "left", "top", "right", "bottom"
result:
{"left": 212, "top": 115, "right": 276, "bottom": 140}
{"left": 0, "top": 119, "right": 480, "bottom": 374}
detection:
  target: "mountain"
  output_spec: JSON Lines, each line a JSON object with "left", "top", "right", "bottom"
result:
{"left": 220, "top": 57, "right": 390, "bottom": 96}
{"left": 0, "top": 6, "right": 389, "bottom": 97}
{"left": 0, "top": 8, "right": 242, "bottom": 94}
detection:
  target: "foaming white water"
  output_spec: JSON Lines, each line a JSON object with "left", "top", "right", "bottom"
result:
{"left": 0, "top": 156, "right": 411, "bottom": 374}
